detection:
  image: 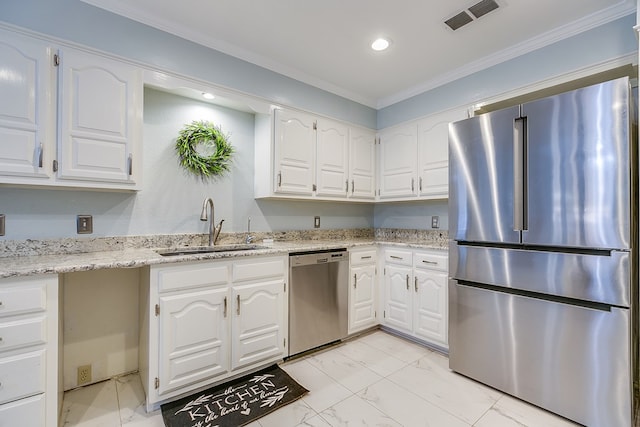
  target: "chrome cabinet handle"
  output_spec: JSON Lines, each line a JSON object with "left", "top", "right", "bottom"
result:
{"left": 361, "top": 256, "right": 372, "bottom": 260}
{"left": 414, "top": 277, "right": 418, "bottom": 292}
{"left": 351, "top": 180, "right": 354, "bottom": 193}
{"left": 277, "top": 172, "right": 282, "bottom": 187}
{"left": 354, "top": 273, "right": 357, "bottom": 289}
{"left": 406, "top": 274, "right": 409, "bottom": 290}
{"left": 236, "top": 295, "right": 240, "bottom": 315}
{"left": 223, "top": 296, "right": 227, "bottom": 317}
{"left": 422, "top": 260, "right": 438, "bottom": 265}
{"left": 411, "top": 178, "right": 415, "bottom": 192}
{"left": 346, "top": 180, "right": 349, "bottom": 193}
{"left": 38, "top": 143, "right": 43, "bottom": 168}
{"left": 419, "top": 176, "right": 423, "bottom": 192}
{"left": 390, "top": 255, "right": 403, "bottom": 260}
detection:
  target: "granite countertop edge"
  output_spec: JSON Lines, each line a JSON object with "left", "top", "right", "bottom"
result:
{"left": 0, "top": 239, "right": 448, "bottom": 279}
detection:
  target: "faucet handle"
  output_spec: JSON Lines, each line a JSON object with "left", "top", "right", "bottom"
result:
{"left": 246, "top": 235, "right": 254, "bottom": 244}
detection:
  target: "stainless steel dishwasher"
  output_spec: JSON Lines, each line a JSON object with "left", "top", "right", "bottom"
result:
{"left": 288, "top": 248, "right": 349, "bottom": 356}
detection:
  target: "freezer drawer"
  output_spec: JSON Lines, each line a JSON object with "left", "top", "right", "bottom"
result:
{"left": 449, "top": 280, "right": 632, "bottom": 427}
{"left": 450, "top": 243, "right": 630, "bottom": 307}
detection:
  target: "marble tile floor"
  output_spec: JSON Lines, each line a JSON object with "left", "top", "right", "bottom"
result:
{"left": 61, "top": 330, "right": 580, "bottom": 427}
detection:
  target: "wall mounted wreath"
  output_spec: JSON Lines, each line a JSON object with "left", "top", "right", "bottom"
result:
{"left": 175, "top": 120, "right": 233, "bottom": 179}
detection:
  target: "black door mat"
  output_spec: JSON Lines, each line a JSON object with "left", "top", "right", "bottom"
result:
{"left": 161, "top": 364, "right": 309, "bottom": 427}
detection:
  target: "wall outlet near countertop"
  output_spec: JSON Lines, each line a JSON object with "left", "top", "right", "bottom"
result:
{"left": 0, "top": 214, "right": 4, "bottom": 236}
{"left": 77, "top": 215, "right": 93, "bottom": 234}
{"left": 431, "top": 215, "right": 439, "bottom": 229}
{"left": 314, "top": 216, "right": 320, "bottom": 228}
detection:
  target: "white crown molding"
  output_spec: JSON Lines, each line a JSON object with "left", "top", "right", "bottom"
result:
{"left": 80, "top": 0, "right": 378, "bottom": 108}
{"left": 82, "top": 0, "right": 635, "bottom": 110}
{"left": 376, "top": 0, "right": 637, "bottom": 108}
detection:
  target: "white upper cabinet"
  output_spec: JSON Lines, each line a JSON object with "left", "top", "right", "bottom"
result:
{"left": 257, "top": 107, "right": 376, "bottom": 202}
{"left": 273, "top": 108, "right": 316, "bottom": 196}
{"left": 316, "top": 118, "right": 349, "bottom": 197}
{"left": 377, "top": 107, "right": 468, "bottom": 202}
{"left": 0, "top": 28, "right": 142, "bottom": 190}
{"left": 378, "top": 124, "right": 418, "bottom": 199}
{"left": 417, "top": 108, "right": 467, "bottom": 198}
{"left": 57, "top": 49, "right": 142, "bottom": 187}
{"left": 0, "top": 29, "right": 54, "bottom": 183}
{"left": 348, "top": 127, "right": 376, "bottom": 200}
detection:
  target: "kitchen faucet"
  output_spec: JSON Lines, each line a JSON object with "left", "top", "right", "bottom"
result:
{"left": 200, "top": 197, "right": 223, "bottom": 246}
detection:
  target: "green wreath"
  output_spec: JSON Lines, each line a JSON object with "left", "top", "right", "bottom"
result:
{"left": 176, "top": 120, "right": 233, "bottom": 178}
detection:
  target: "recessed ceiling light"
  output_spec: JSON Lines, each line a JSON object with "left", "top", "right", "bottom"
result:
{"left": 371, "top": 38, "right": 390, "bottom": 51}
{"left": 202, "top": 92, "right": 215, "bottom": 99}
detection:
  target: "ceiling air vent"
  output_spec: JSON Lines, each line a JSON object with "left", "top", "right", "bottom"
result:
{"left": 445, "top": 0, "right": 500, "bottom": 31}
{"left": 445, "top": 11, "right": 473, "bottom": 31}
{"left": 468, "top": 0, "right": 500, "bottom": 19}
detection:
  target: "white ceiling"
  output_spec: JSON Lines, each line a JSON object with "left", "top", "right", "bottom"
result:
{"left": 82, "top": 0, "right": 635, "bottom": 108}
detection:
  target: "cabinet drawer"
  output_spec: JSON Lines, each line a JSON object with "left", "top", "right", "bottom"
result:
{"left": 350, "top": 249, "right": 377, "bottom": 266}
{"left": 0, "top": 280, "right": 46, "bottom": 318}
{"left": 384, "top": 249, "right": 412, "bottom": 266}
{"left": 0, "top": 316, "right": 46, "bottom": 353}
{"left": 0, "top": 394, "right": 45, "bottom": 427}
{"left": 0, "top": 350, "right": 45, "bottom": 405}
{"left": 233, "top": 256, "right": 286, "bottom": 282}
{"left": 156, "top": 262, "right": 230, "bottom": 293}
{"left": 414, "top": 251, "right": 448, "bottom": 272}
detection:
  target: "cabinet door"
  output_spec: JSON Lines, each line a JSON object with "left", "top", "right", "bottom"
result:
{"left": 349, "top": 264, "right": 377, "bottom": 333}
{"left": 383, "top": 264, "right": 412, "bottom": 333}
{"left": 57, "top": 48, "right": 141, "bottom": 186}
{"left": 0, "top": 30, "right": 54, "bottom": 181}
{"left": 349, "top": 127, "right": 376, "bottom": 199}
{"left": 158, "top": 287, "right": 229, "bottom": 395}
{"left": 231, "top": 280, "right": 285, "bottom": 370}
{"left": 413, "top": 269, "right": 448, "bottom": 347}
{"left": 378, "top": 125, "right": 417, "bottom": 199}
{"left": 273, "top": 109, "right": 315, "bottom": 195}
{"left": 316, "top": 118, "right": 349, "bottom": 197}
{"left": 417, "top": 108, "right": 467, "bottom": 198}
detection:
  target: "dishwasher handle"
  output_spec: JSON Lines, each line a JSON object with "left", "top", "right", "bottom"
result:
{"left": 290, "top": 249, "right": 349, "bottom": 267}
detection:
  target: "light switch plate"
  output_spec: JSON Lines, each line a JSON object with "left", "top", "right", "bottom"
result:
{"left": 77, "top": 215, "right": 93, "bottom": 234}
{"left": 314, "top": 216, "right": 320, "bottom": 228}
{"left": 431, "top": 215, "right": 439, "bottom": 229}
{"left": 0, "top": 214, "right": 4, "bottom": 236}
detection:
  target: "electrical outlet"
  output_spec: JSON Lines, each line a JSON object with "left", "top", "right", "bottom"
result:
{"left": 77, "top": 364, "right": 92, "bottom": 386}
{"left": 431, "top": 215, "right": 440, "bottom": 229}
{"left": 0, "top": 214, "right": 4, "bottom": 236}
{"left": 77, "top": 215, "right": 93, "bottom": 234}
{"left": 314, "top": 216, "right": 320, "bottom": 228}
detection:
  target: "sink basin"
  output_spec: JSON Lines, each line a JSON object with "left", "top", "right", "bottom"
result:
{"left": 156, "top": 244, "right": 265, "bottom": 257}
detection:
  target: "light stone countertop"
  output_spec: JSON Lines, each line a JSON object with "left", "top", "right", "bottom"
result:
{"left": 0, "top": 239, "right": 448, "bottom": 279}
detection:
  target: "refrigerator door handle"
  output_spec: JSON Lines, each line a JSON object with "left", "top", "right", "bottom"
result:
{"left": 513, "top": 116, "right": 528, "bottom": 232}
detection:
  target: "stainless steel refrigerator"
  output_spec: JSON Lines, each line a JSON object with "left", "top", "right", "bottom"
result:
{"left": 448, "top": 76, "right": 637, "bottom": 427}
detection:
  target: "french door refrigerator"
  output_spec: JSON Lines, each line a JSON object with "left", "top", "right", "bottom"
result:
{"left": 448, "top": 76, "right": 637, "bottom": 427}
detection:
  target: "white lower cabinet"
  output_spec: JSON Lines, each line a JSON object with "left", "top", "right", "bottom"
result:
{"left": 348, "top": 247, "right": 378, "bottom": 334}
{"left": 142, "top": 255, "right": 288, "bottom": 411}
{"left": 0, "top": 275, "right": 58, "bottom": 426}
{"left": 382, "top": 248, "right": 448, "bottom": 349}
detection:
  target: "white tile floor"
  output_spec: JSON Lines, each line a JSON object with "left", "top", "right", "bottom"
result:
{"left": 60, "top": 330, "right": 580, "bottom": 427}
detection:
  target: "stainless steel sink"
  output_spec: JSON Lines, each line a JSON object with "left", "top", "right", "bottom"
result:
{"left": 156, "top": 244, "right": 265, "bottom": 257}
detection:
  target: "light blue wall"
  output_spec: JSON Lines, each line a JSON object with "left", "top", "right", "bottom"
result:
{"left": 0, "top": 3, "right": 636, "bottom": 239}
{"left": 0, "top": 0, "right": 376, "bottom": 129}
{"left": 0, "top": 89, "right": 373, "bottom": 240}
{"left": 378, "top": 14, "right": 637, "bottom": 128}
